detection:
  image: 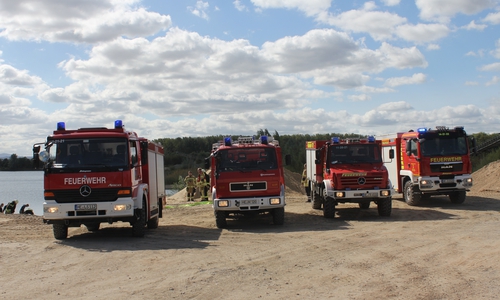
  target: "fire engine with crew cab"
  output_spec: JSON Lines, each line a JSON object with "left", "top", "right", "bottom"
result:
{"left": 207, "top": 136, "right": 289, "bottom": 228}
{"left": 305, "top": 136, "right": 392, "bottom": 218}
{"left": 378, "top": 126, "right": 473, "bottom": 205}
{"left": 33, "top": 120, "right": 166, "bottom": 239}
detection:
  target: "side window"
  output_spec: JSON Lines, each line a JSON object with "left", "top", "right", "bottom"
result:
{"left": 130, "top": 141, "right": 138, "bottom": 166}
{"left": 410, "top": 140, "right": 418, "bottom": 156}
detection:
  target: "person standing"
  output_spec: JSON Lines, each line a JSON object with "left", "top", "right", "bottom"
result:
{"left": 301, "top": 164, "right": 311, "bottom": 202}
{"left": 0, "top": 203, "right": 4, "bottom": 213}
{"left": 197, "top": 168, "right": 209, "bottom": 201}
{"left": 184, "top": 171, "right": 197, "bottom": 202}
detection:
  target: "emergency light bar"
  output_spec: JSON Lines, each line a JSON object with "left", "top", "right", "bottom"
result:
{"left": 57, "top": 122, "right": 65, "bottom": 131}
{"left": 417, "top": 128, "right": 427, "bottom": 133}
{"left": 114, "top": 120, "right": 123, "bottom": 129}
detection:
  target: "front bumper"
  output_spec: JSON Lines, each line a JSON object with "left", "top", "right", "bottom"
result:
{"left": 326, "top": 188, "right": 392, "bottom": 202}
{"left": 418, "top": 175, "right": 472, "bottom": 192}
{"left": 213, "top": 196, "right": 285, "bottom": 212}
{"left": 43, "top": 198, "right": 135, "bottom": 221}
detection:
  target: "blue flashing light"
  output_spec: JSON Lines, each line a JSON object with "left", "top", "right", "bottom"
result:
{"left": 260, "top": 136, "right": 268, "bottom": 145}
{"left": 417, "top": 128, "right": 427, "bottom": 133}
{"left": 114, "top": 120, "right": 123, "bottom": 129}
{"left": 224, "top": 137, "right": 232, "bottom": 146}
{"left": 368, "top": 136, "right": 375, "bottom": 143}
{"left": 332, "top": 137, "right": 340, "bottom": 144}
{"left": 57, "top": 122, "right": 65, "bottom": 131}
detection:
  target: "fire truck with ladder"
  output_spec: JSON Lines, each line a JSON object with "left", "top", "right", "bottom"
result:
{"left": 206, "top": 136, "right": 290, "bottom": 228}
{"left": 33, "top": 120, "right": 166, "bottom": 239}
{"left": 378, "top": 126, "right": 473, "bottom": 205}
{"left": 305, "top": 137, "right": 392, "bottom": 218}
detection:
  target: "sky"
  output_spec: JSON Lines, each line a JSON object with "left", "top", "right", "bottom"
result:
{"left": 1, "top": 0, "right": 500, "bottom": 156}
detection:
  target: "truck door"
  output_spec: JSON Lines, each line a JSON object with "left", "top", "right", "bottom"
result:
{"left": 404, "top": 138, "right": 421, "bottom": 176}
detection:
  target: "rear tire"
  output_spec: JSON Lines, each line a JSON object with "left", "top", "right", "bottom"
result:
{"left": 53, "top": 224, "right": 68, "bottom": 240}
{"left": 215, "top": 211, "right": 227, "bottom": 228}
{"left": 449, "top": 191, "right": 466, "bottom": 204}
{"left": 132, "top": 200, "right": 147, "bottom": 237}
{"left": 311, "top": 190, "right": 322, "bottom": 210}
{"left": 272, "top": 207, "right": 285, "bottom": 225}
{"left": 404, "top": 180, "right": 421, "bottom": 206}
{"left": 323, "top": 197, "right": 335, "bottom": 218}
{"left": 377, "top": 198, "right": 392, "bottom": 217}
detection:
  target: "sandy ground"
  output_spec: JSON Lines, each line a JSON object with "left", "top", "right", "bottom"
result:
{"left": 1, "top": 166, "right": 500, "bottom": 299}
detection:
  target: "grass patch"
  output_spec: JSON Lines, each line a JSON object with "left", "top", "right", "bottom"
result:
{"left": 164, "top": 201, "right": 213, "bottom": 209}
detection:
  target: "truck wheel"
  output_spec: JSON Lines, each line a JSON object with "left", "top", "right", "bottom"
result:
{"left": 272, "top": 207, "right": 285, "bottom": 225}
{"left": 404, "top": 181, "right": 421, "bottom": 206}
{"left": 147, "top": 215, "right": 159, "bottom": 229}
{"left": 311, "top": 191, "right": 322, "bottom": 210}
{"left": 53, "top": 224, "right": 68, "bottom": 240}
{"left": 132, "top": 200, "right": 147, "bottom": 237}
{"left": 215, "top": 211, "right": 227, "bottom": 228}
{"left": 359, "top": 202, "right": 370, "bottom": 209}
{"left": 377, "top": 198, "right": 392, "bottom": 217}
{"left": 85, "top": 223, "right": 100, "bottom": 232}
{"left": 323, "top": 198, "right": 335, "bottom": 218}
{"left": 449, "top": 191, "right": 466, "bottom": 204}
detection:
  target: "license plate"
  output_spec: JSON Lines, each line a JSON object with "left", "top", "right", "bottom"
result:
{"left": 441, "top": 179, "right": 454, "bottom": 184}
{"left": 362, "top": 193, "right": 378, "bottom": 197}
{"left": 241, "top": 200, "right": 258, "bottom": 205}
{"left": 75, "top": 204, "right": 97, "bottom": 211}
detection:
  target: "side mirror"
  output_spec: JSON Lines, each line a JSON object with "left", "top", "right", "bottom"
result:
{"left": 470, "top": 137, "right": 477, "bottom": 155}
{"left": 315, "top": 149, "right": 321, "bottom": 160}
{"left": 285, "top": 154, "right": 291, "bottom": 166}
{"left": 389, "top": 149, "right": 395, "bottom": 159}
{"left": 204, "top": 157, "right": 210, "bottom": 169}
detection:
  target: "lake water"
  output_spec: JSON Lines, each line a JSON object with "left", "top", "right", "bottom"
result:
{"left": 0, "top": 171, "right": 178, "bottom": 216}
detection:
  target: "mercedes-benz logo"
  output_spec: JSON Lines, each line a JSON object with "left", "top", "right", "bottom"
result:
{"left": 358, "top": 177, "right": 366, "bottom": 185}
{"left": 80, "top": 185, "right": 92, "bottom": 197}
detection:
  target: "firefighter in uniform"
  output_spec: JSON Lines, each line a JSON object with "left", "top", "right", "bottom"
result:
{"left": 301, "top": 164, "right": 311, "bottom": 202}
{"left": 197, "top": 168, "right": 210, "bottom": 201}
{"left": 4, "top": 200, "right": 18, "bottom": 214}
{"left": 184, "top": 171, "right": 196, "bottom": 202}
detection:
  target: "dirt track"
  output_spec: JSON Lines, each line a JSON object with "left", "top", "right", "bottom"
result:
{"left": 1, "top": 185, "right": 500, "bottom": 299}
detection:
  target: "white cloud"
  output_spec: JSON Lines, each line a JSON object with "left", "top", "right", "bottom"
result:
{"left": 486, "top": 76, "right": 500, "bottom": 86}
{"left": 234, "top": 0, "right": 247, "bottom": 11}
{"left": 415, "top": 0, "right": 496, "bottom": 23}
{"left": 188, "top": 1, "right": 210, "bottom": 20}
{"left": 492, "top": 39, "right": 500, "bottom": 59}
{"left": 385, "top": 73, "right": 426, "bottom": 87}
{"left": 250, "top": 0, "right": 331, "bottom": 17}
{"left": 381, "top": 0, "right": 401, "bottom": 6}
{"left": 427, "top": 44, "right": 440, "bottom": 50}
{"left": 395, "top": 23, "right": 450, "bottom": 43}
{"left": 462, "top": 20, "right": 488, "bottom": 30}
{"left": 465, "top": 81, "right": 479, "bottom": 86}
{"left": 0, "top": 0, "right": 171, "bottom": 43}
{"left": 483, "top": 11, "right": 500, "bottom": 24}
{"left": 480, "top": 62, "right": 500, "bottom": 71}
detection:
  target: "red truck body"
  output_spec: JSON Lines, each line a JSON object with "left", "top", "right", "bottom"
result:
{"left": 305, "top": 137, "right": 392, "bottom": 218}
{"left": 208, "top": 136, "right": 287, "bottom": 228}
{"left": 33, "top": 120, "right": 165, "bottom": 239}
{"left": 378, "top": 126, "right": 473, "bottom": 205}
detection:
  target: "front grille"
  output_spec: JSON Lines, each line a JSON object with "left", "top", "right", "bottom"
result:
{"left": 340, "top": 176, "right": 383, "bottom": 188}
{"left": 431, "top": 163, "right": 463, "bottom": 173}
{"left": 230, "top": 182, "right": 267, "bottom": 192}
{"left": 51, "top": 188, "right": 121, "bottom": 203}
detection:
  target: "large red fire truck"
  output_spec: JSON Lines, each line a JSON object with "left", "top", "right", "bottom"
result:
{"left": 305, "top": 137, "right": 392, "bottom": 218}
{"left": 207, "top": 136, "right": 289, "bottom": 228}
{"left": 379, "top": 126, "right": 473, "bottom": 205}
{"left": 33, "top": 120, "right": 166, "bottom": 239}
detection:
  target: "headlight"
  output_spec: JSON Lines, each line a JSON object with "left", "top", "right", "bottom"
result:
{"left": 380, "top": 190, "right": 390, "bottom": 197}
{"left": 270, "top": 198, "right": 281, "bottom": 205}
{"left": 420, "top": 180, "right": 433, "bottom": 188}
{"left": 44, "top": 207, "right": 58, "bottom": 213}
{"left": 218, "top": 200, "right": 229, "bottom": 207}
{"left": 335, "top": 192, "right": 345, "bottom": 198}
{"left": 465, "top": 178, "right": 472, "bottom": 183}
{"left": 114, "top": 204, "right": 131, "bottom": 211}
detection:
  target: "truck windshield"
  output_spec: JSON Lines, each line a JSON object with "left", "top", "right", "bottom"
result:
{"left": 420, "top": 136, "right": 468, "bottom": 157}
{"left": 217, "top": 148, "right": 277, "bottom": 172}
{"left": 330, "top": 144, "right": 382, "bottom": 164}
{"left": 49, "top": 138, "right": 129, "bottom": 168}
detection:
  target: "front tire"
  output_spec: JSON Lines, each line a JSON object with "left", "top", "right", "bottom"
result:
{"left": 215, "top": 211, "right": 227, "bottom": 228}
{"left": 449, "top": 191, "right": 466, "bottom": 204}
{"left": 404, "top": 180, "right": 421, "bottom": 206}
{"left": 377, "top": 198, "right": 392, "bottom": 217}
{"left": 132, "top": 200, "right": 147, "bottom": 237}
{"left": 323, "top": 197, "right": 335, "bottom": 218}
{"left": 53, "top": 224, "right": 68, "bottom": 240}
{"left": 272, "top": 207, "right": 285, "bottom": 225}
{"left": 311, "top": 190, "right": 322, "bottom": 210}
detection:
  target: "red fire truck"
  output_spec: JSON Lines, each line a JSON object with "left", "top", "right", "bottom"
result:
{"left": 305, "top": 137, "right": 392, "bottom": 218}
{"left": 379, "top": 126, "right": 473, "bottom": 205}
{"left": 207, "top": 136, "right": 289, "bottom": 228}
{"left": 33, "top": 120, "right": 166, "bottom": 239}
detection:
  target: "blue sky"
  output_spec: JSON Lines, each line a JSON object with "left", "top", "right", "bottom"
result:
{"left": 1, "top": 0, "right": 499, "bottom": 156}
